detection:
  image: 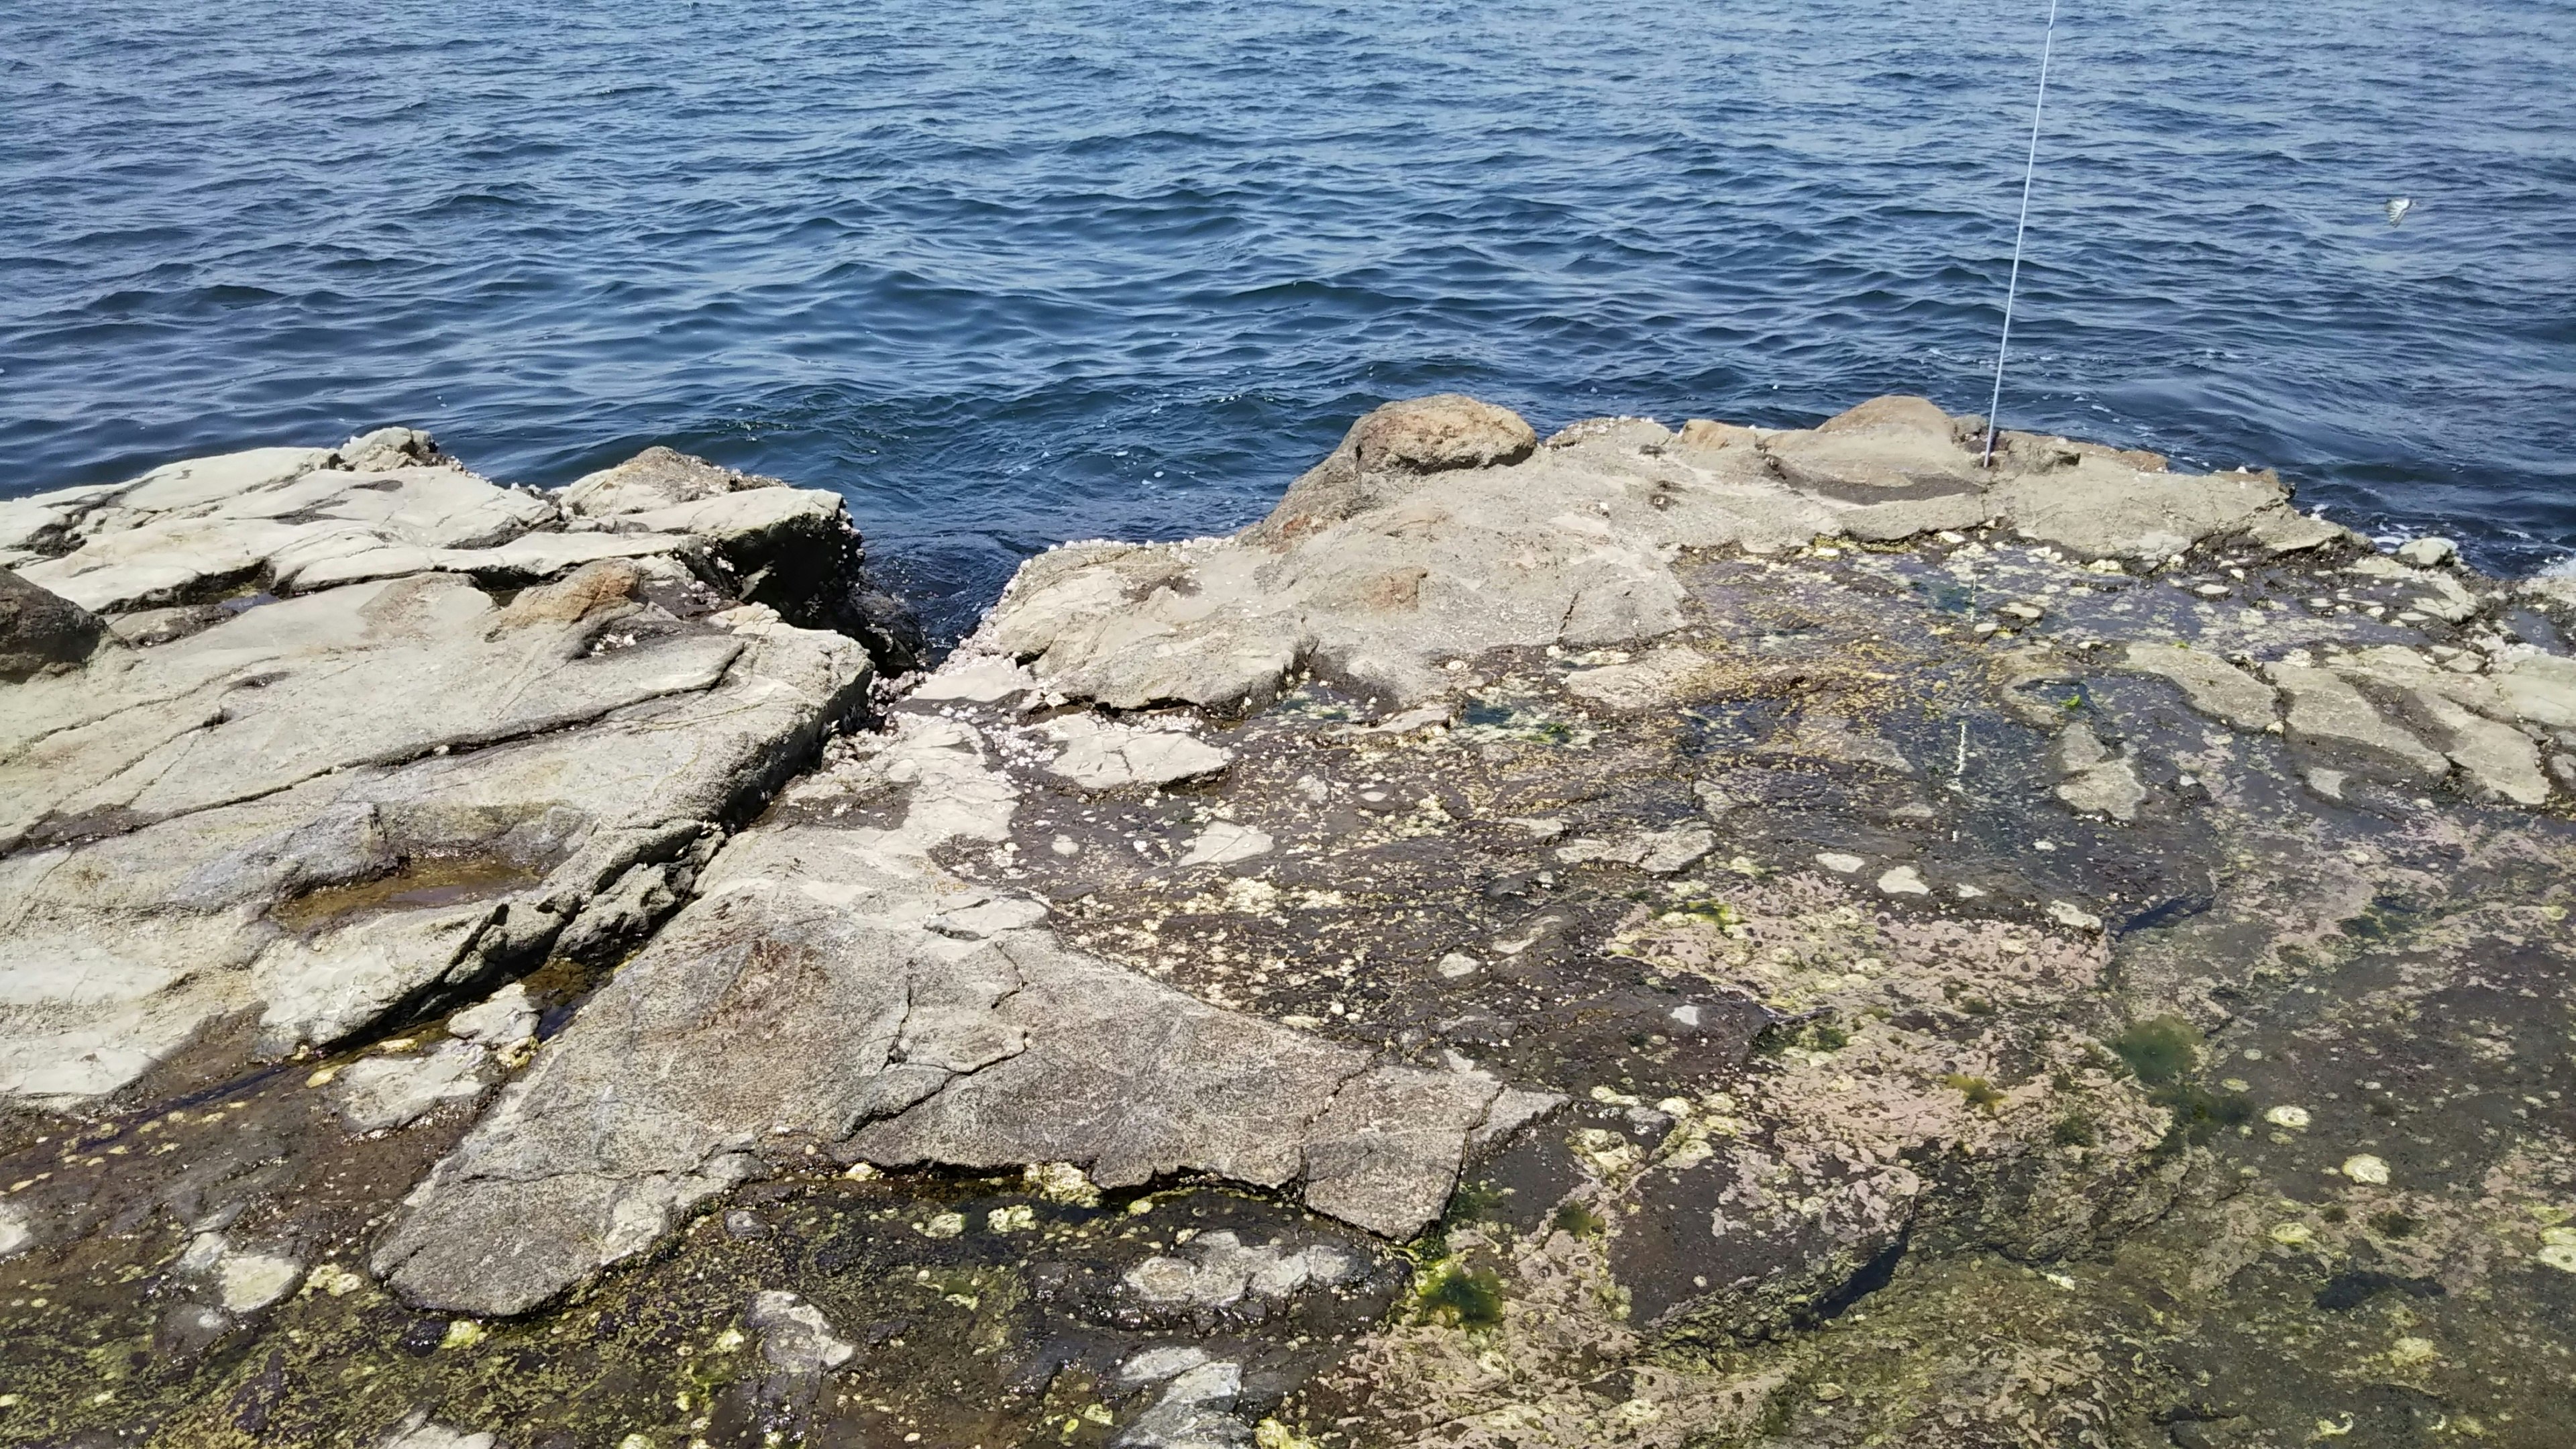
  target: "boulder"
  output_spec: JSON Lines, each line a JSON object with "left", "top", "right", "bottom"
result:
{"left": 0, "top": 570, "right": 103, "bottom": 681}
{"left": 1350, "top": 394, "right": 1537, "bottom": 476}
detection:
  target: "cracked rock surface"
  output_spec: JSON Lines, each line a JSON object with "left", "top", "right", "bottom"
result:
{"left": 0, "top": 431, "right": 886, "bottom": 1104}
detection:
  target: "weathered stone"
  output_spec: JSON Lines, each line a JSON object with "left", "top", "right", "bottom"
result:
{"left": 329, "top": 1042, "right": 493, "bottom": 1132}
{"left": 373, "top": 713, "right": 1543, "bottom": 1316}
{"left": 447, "top": 983, "right": 538, "bottom": 1045}
{"left": 2055, "top": 757, "right": 2146, "bottom": 820}
{"left": 1122, "top": 1232, "right": 1358, "bottom": 1313}
{"left": 1177, "top": 821, "right": 1274, "bottom": 868}
{"left": 2118, "top": 642, "right": 2279, "bottom": 730}
{"left": 0, "top": 570, "right": 103, "bottom": 682}
{"left": 1564, "top": 646, "right": 1717, "bottom": 709}
{"left": 1352, "top": 395, "right": 1536, "bottom": 476}
{"left": 25, "top": 397, "right": 2576, "bottom": 1449}
{"left": 2395, "top": 537, "right": 2458, "bottom": 568}
{"left": 1046, "top": 715, "right": 1234, "bottom": 789}
{"left": 1763, "top": 396, "right": 1983, "bottom": 495}
{"left": 2256, "top": 506, "right": 2349, "bottom": 555}
{"left": 1673, "top": 419, "right": 1762, "bottom": 451}
{"left": 0, "top": 437, "right": 885, "bottom": 1106}
{"left": 176, "top": 1232, "right": 303, "bottom": 1313}
{"left": 370, "top": 1411, "right": 496, "bottom": 1449}
{"left": 2267, "top": 663, "right": 2449, "bottom": 784}
{"left": 1990, "top": 463, "right": 2286, "bottom": 564}
{"left": 747, "top": 1289, "right": 856, "bottom": 1376}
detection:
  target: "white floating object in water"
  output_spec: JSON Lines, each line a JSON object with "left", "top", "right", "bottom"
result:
{"left": 2385, "top": 197, "right": 2414, "bottom": 225}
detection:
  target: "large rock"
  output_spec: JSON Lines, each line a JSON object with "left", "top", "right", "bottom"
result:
{"left": 977, "top": 394, "right": 2332, "bottom": 711}
{"left": 560, "top": 447, "right": 922, "bottom": 669}
{"left": 374, "top": 713, "right": 1541, "bottom": 1315}
{"left": 0, "top": 570, "right": 103, "bottom": 681}
{"left": 1256, "top": 396, "right": 1540, "bottom": 543}
{"left": 0, "top": 435, "right": 895, "bottom": 1106}
{"left": 24, "top": 398, "right": 2576, "bottom": 1449}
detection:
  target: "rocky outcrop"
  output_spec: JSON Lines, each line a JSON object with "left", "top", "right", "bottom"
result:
{"left": 12, "top": 396, "right": 2576, "bottom": 1449}
{"left": 979, "top": 396, "right": 2335, "bottom": 712}
{"left": 0, "top": 431, "right": 896, "bottom": 1105}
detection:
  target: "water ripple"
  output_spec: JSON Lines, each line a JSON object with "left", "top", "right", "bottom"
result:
{"left": 3, "top": 0, "right": 2571, "bottom": 637}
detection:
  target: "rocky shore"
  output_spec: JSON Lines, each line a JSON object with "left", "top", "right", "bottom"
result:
{"left": 4, "top": 397, "right": 2574, "bottom": 1448}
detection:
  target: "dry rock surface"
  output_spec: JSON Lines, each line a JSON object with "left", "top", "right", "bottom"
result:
{"left": 7, "top": 398, "right": 2576, "bottom": 1449}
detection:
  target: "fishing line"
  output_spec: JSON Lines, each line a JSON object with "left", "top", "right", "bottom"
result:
{"left": 1982, "top": 0, "right": 2061, "bottom": 468}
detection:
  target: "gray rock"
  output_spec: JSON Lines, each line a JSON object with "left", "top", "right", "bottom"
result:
{"left": 2329, "top": 648, "right": 2549, "bottom": 805}
{"left": 339, "top": 427, "right": 449, "bottom": 473}
{"left": 1991, "top": 463, "right": 2286, "bottom": 565}
{"left": 1046, "top": 715, "right": 1234, "bottom": 789}
{"left": 747, "top": 1289, "right": 856, "bottom": 1376}
{"left": 2268, "top": 663, "right": 2450, "bottom": 784}
{"left": 371, "top": 1410, "right": 498, "bottom": 1449}
{"left": 0, "top": 571, "right": 104, "bottom": 682}
{"left": 2492, "top": 651, "right": 2576, "bottom": 731}
{"left": 1563, "top": 646, "right": 1715, "bottom": 709}
{"left": 2242, "top": 504, "right": 2356, "bottom": 555}
{"left": 1762, "top": 395, "right": 1980, "bottom": 495}
{"left": 0, "top": 1199, "right": 30, "bottom": 1258}
{"left": 911, "top": 651, "right": 1036, "bottom": 703}
{"left": 1120, "top": 1345, "right": 1213, "bottom": 1383}
{"left": 1176, "top": 821, "right": 1274, "bottom": 868}
{"left": 974, "top": 394, "right": 2316, "bottom": 712}
{"left": 1258, "top": 395, "right": 1538, "bottom": 541}
{"left": 176, "top": 1231, "right": 303, "bottom": 1313}
{"left": 2118, "top": 643, "right": 2279, "bottom": 731}
{"left": 0, "top": 440, "right": 883, "bottom": 1106}
{"left": 329, "top": 1041, "right": 494, "bottom": 1131}
{"left": 1116, "top": 1358, "right": 1250, "bottom": 1449}
{"left": 1554, "top": 824, "right": 1713, "bottom": 875}
{"left": 448, "top": 983, "right": 538, "bottom": 1045}
{"left": 2396, "top": 537, "right": 2458, "bottom": 568}
{"left": 372, "top": 716, "right": 1545, "bottom": 1316}
{"left": 2055, "top": 759, "right": 2147, "bottom": 821}
{"left": 1122, "top": 1232, "right": 1358, "bottom": 1313}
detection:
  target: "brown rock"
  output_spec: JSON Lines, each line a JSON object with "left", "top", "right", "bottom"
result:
{"left": 1675, "top": 418, "right": 1761, "bottom": 451}
{"left": 1815, "top": 394, "right": 1955, "bottom": 437}
{"left": 1350, "top": 394, "right": 1536, "bottom": 475}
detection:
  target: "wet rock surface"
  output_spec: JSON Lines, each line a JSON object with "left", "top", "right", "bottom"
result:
{"left": 6, "top": 399, "right": 2576, "bottom": 1448}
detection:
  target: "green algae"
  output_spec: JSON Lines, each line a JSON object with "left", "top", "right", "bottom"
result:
{"left": 1416, "top": 1262, "right": 1507, "bottom": 1328}
{"left": 2108, "top": 1016, "right": 2201, "bottom": 1084}
{"left": 1552, "top": 1201, "right": 1607, "bottom": 1239}
{"left": 1940, "top": 1073, "right": 2006, "bottom": 1114}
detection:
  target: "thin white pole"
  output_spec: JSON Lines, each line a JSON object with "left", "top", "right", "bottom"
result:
{"left": 1983, "top": 0, "right": 2061, "bottom": 467}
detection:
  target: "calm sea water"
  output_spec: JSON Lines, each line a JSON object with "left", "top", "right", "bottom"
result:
{"left": 5, "top": 0, "right": 2571, "bottom": 637}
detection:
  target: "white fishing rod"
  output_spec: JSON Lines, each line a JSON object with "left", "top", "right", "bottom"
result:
{"left": 1982, "top": 0, "right": 2061, "bottom": 468}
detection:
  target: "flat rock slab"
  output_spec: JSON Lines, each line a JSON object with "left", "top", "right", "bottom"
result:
{"left": 0, "top": 432, "right": 891, "bottom": 1106}
{"left": 376, "top": 714, "right": 1548, "bottom": 1316}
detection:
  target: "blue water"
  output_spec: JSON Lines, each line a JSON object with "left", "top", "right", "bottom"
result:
{"left": 5, "top": 0, "right": 2572, "bottom": 637}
